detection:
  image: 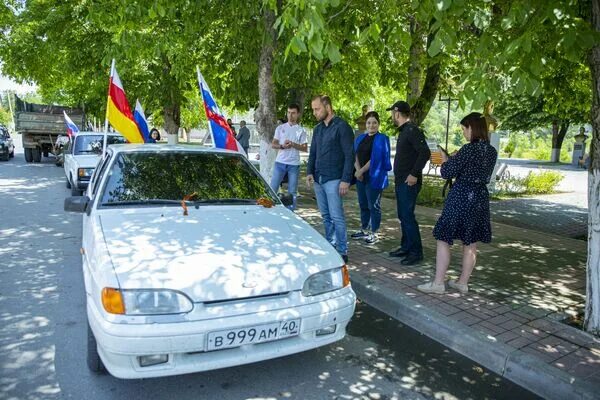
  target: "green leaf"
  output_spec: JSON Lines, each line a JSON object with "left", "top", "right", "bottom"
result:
{"left": 309, "top": 35, "right": 324, "bottom": 59}
{"left": 326, "top": 41, "right": 342, "bottom": 64}
{"left": 436, "top": 0, "right": 452, "bottom": 12}
{"left": 427, "top": 34, "right": 443, "bottom": 57}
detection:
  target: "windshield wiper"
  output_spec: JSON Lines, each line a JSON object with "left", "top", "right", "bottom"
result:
{"left": 191, "top": 198, "right": 259, "bottom": 205}
{"left": 102, "top": 199, "right": 182, "bottom": 206}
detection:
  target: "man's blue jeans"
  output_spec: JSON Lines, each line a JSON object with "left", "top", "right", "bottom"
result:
{"left": 356, "top": 177, "right": 383, "bottom": 233}
{"left": 395, "top": 182, "right": 423, "bottom": 258}
{"left": 314, "top": 179, "right": 348, "bottom": 256}
{"left": 270, "top": 162, "right": 300, "bottom": 210}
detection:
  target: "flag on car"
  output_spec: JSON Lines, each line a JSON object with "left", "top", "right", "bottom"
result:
{"left": 106, "top": 62, "right": 144, "bottom": 143}
{"left": 133, "top": 99, "right": 151, "bottom": 143}
{"left": 196, "top": 67, "right": 239, "bottom": 151}
{"left": 63, "top": 111, "right": 80, "bottom": 138}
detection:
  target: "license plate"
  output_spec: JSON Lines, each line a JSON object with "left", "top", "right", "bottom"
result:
{"left": 206, "top": 319, "right": 300, "bottom": 351}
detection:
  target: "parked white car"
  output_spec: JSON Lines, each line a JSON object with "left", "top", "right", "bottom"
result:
{"left": 64, "top": 144, "right": 356, "bottom": 379}
{"left": 63, "top": 132, "right": 125, "bottom": 196}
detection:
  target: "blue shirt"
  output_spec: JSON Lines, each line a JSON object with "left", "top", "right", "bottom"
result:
{"left": 307, "top": 116, "right": 355, "bottom": 184}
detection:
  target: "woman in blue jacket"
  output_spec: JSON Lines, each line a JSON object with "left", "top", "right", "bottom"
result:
{"left": 350, "top": 111, "right": 392, "bottom": 244}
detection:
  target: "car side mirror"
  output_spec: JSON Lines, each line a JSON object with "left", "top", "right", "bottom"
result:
{"left": 64, "top": 196, "right": 90, "bottom": 213}
{"left": 279, "top": 193, "right": 293, "bottom": 207}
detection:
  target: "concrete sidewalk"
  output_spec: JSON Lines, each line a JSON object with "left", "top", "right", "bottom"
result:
{"left": 295, "top": 186, "right": 599, "bottom": 400}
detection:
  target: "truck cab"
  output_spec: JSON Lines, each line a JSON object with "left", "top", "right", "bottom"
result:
{"left": 64, "top": 132, "right": 125, "bottom": 196}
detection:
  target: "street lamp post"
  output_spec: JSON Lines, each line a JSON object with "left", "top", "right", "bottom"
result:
{"left": 438, "top": 91, "right": 457, "bottom": 150}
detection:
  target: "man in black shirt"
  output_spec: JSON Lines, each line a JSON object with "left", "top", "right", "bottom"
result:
{"left": 387, "top": 101, "right": 431, "bottom": 265}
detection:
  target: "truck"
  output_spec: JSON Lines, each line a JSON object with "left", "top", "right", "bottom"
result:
{"left": 14, "top": 95, "right": 85, "bottom": 163}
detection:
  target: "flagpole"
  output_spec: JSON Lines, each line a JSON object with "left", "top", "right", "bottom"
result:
{"left": 103, "top": 59, "right": 115, "bottom": 156}
{"left": 197, "top": 66, "right": 215, "bottom": 148}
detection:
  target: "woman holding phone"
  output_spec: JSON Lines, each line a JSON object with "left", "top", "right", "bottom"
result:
{"left": 418, "top": 112, "right": 498, "bottom": 294}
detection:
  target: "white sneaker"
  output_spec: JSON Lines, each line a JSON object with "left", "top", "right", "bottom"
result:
{"left": 448, "top": 279, "right": 469, "bottom": 294}
{"left": 364, "top": 232, "right": 379, "bottom": 245}
{"left": 417, "top": 281, "right": 446, "bottom": 294}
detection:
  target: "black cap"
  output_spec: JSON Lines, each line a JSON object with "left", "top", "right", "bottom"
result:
{"left": 386, "top": 101, "right": 410, "bottom": 114}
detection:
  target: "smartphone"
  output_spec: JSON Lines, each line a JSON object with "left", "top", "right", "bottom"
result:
{"left": 437, "top": 144, "right": 449, "bottom": 155}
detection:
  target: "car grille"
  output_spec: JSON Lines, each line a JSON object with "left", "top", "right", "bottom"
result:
{"left": 202, "top": 292, "right": 291, "bottom": 306}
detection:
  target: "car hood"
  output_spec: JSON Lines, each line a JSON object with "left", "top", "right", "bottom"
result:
{"left": 99, "top": 206, "right": 342, "bottom": 303}
{"left": 74, "top": 155, "right": 101, "bottom": 168}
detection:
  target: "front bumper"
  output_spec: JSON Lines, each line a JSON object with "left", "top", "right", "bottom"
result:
{"left": 88, "top": 288, "right": 357, "bottom": 379}
{"left": 75, "top": 179, "right": 90, "bottom": 190}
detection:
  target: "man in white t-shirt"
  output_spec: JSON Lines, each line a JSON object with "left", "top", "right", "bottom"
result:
{"left": 270, "top": 103, "right": 308, "bottom": 210}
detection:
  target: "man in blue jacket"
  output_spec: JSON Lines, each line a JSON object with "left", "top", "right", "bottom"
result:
{"left": 307, "top": 95, "right": 355, "bottom": 263}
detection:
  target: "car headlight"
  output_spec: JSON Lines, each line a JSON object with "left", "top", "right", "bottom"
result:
{"left": 78, "top": 167, "right": 94, "bottom": 177}
{"left": 102, "top": 288, "right": 193, "bottom": 315}
{"left": 302, "top": 266, "right": 350, "bottom": 297}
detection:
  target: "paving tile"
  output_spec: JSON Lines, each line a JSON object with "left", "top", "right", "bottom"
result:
{"left": 487, "top": 314, "right": 512, "bottom": 325}
{"left": 503, "top": 311, "right": 533, "bottom": 324}
{"left": 500, "top": 319, "right": 524, "bottom": 331}
{"left": 475, "top": 321, "right": 506, "bottom": 335}
{"left": 452, "top": 310, "right": 473, "bottom": 321}
{"left": 460, "top": 315, "right": 483, "bottom": 326}
{"left": 528, "top": 337, "right": 579, "bottom": 359}
{"left": 432, "top": 303, "right": 461, "bottom": 316}
{"left": 511, "top": 325, "right": 550, "bottom": 341}
{"left": 507, "top": 336, "right": 536, "bottom": 349}
{"left": 495, "top": 330, "right": 520, "bottom": 343}
{"left": 527, "top": 318, "right": 563, "bottom": 334}
{"left": 490, "top": 304, "right": 513, "bottom": 314}
{"left": 466, "top": 308, "right": 497, "bottom": 320}
{"left": 522, "top": 345, "right": 561, "bottom": 363}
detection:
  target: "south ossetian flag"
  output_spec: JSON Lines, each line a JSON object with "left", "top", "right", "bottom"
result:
{"left": 106, "top": 63, "right": 144, "bottom": 143}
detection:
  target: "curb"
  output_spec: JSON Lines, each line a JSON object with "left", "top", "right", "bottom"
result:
{"left": 351, "top": 272, "right": 599, "bottom": 400}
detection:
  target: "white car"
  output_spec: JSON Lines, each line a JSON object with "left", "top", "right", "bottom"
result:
{"left": 63, "top": 132, "right": 126, "bottom": 196}
{"left": 64, "top": 144, "right": 356, "bottom": 379}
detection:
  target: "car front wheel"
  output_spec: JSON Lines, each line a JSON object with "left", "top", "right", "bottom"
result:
{"left": 87, "top": 323, "right": 106, "bottom": 374}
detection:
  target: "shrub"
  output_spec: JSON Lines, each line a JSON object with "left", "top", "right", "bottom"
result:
{"left": 522, "top": 170, "right": 564, "bottom": 194}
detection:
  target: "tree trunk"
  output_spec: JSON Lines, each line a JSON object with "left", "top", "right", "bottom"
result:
{"left": 584, "top": 0, "right": 600, "bottom": 336}
{"left": 550, "top": 120, "right": 569, "bottom": 162}
{"left": 411, "top": 62, "right": 441, "bottom": 126}
{"left": 163, "top": 104, "right": 180, "bottom": 145}
{"left": 406, "top": 15, "right": 425, "bottom": 104}
{"left": 256, "top": 5, "right": 278, "bottom": 182}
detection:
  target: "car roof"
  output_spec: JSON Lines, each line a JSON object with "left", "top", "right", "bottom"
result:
{"left": 107, "top": 144, "right": 240, "bottom": 156}
{"left": 75, "top": 132, "right": 123, "bottom": 137}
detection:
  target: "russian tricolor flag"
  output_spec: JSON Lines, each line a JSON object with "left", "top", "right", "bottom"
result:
{"left": 63, "top": 111, "right": 80, "bottom": 138}
{"left": 133, "top": 99, "right": 151, "bottom": 143}
{"left": 197, "top": 67, "right": 239, "bottom": 152}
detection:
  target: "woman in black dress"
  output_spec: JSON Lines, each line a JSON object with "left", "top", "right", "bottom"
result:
{"left": 418, "top": 112, "right": 498, "bottom": 294}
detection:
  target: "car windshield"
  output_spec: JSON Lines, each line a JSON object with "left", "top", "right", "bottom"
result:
{"left": 74, "top": 135, "right": 126, "bottom": 155}
{"left": 100, "top": 152, "right": 278, "bottom": 206}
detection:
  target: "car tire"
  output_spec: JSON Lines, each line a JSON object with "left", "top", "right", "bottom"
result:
{"left": 66, "top": 177, "right": 71, "bottom": 189}
{"left": 87, "top": 323, "right": 106, "bottom": 374}
{"left": 24, "top": 148, "right": 33, "bottom": 163}
{"left": 32, "top": 148, "right": 41, "bottom": 163}
{"left": 43, "top": 150, "right": 49, "bottom": 158}
{"left": 0, "top": 154, "right": 8, "bottom": 162}
{"left": 9, "top": 149, "right": 14, "bottom": 158}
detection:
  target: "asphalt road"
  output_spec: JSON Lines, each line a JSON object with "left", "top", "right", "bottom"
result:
{"left": 0, "top": 144, "right": 538, "bottom": 400}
